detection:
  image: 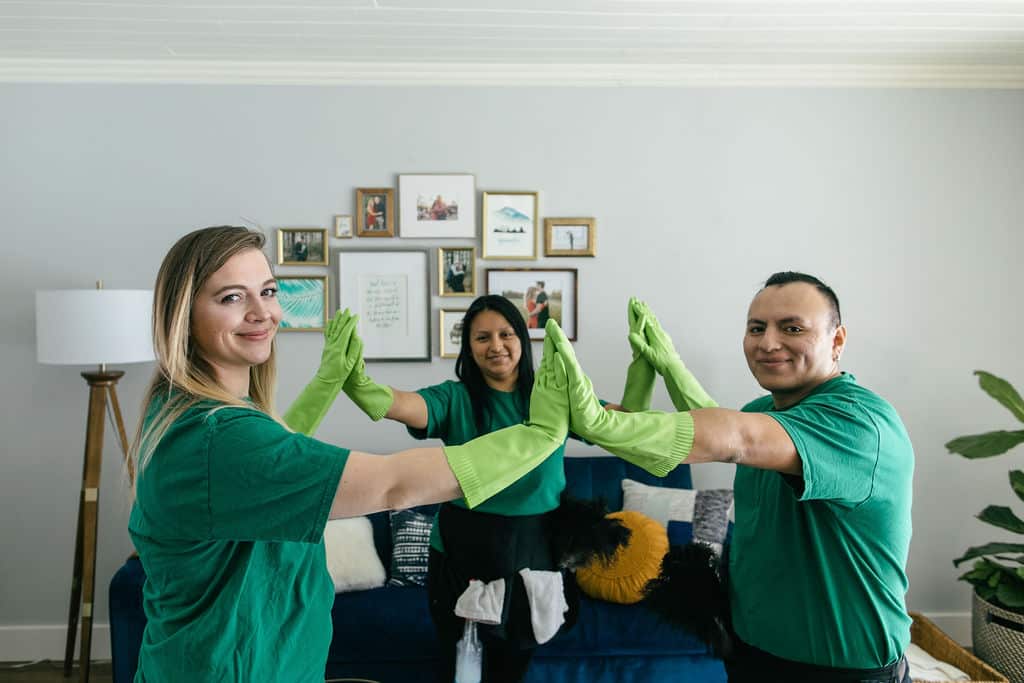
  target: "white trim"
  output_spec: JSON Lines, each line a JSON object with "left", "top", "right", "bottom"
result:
{"left": 0, "top": 59, "right": 1023, "bottom": 88}
{"left": 0, "top": 624, "right": 110, "bottom": 662}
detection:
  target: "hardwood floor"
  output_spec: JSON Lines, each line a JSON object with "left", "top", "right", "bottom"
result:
{"left": 0, "top": 661, "right": 112, "bottom": 683}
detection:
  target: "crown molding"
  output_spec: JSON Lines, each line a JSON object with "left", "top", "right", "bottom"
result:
{"left": 1, "top": 59, "right": 1023, "bottom": 88}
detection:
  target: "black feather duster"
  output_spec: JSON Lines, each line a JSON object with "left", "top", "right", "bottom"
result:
{"left": 547, "top": 494, "right": 632, "bottom": 570}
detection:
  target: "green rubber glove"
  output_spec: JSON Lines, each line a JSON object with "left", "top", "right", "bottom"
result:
{"left": 283, "top": 310, "right": 359, "bottom": 436}
{"left": 444, "top": 324, "right": 569, "bottom": 508}
{"left": 629, "top": 300, "right": 718, "bottom": 412}
{"left": 341, "top": 328, "right": 394, "bottom": 422}
{"left": 548, "top": 320, "right": 694, "bottom": 478}
{"left": 620, "top": 297, "right": 656, "bottom": 412}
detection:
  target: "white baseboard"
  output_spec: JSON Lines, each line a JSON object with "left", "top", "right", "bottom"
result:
{"left": 0, "top": 625, "right": 110, "bottom": 663}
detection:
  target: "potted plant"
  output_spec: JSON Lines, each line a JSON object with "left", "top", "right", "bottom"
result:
{"left": 948, "top": 371, "right": 1024, "bottom": 682}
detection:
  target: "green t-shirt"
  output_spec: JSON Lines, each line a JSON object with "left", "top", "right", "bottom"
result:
{"left": 408, "top": 380, "right": 567, "bottom": 551}
{"left": 128, "top": 401, "right": 349, "bottom": 682}
{"left": 729, "top": 373, "right": 914, "bottom": 669}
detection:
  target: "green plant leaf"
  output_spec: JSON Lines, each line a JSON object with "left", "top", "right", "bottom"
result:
{"left": 989, "top": 571, "right": 1003, "bottom": 587}
{"left": 996, "top": 580, "right": 1024, "bottom": 608}
{"left": 976, "top": 371, "right": 1024, "bottom": 424}
{"left": 977, "top": 584, "right": 998, "bottom": 601}
{"left": 946, "top": 431, "right": 1024, "bottom": 459}
{"left": 1013, "top": 471, "right": 1024, "bottom": 503}
{"left": 979, "top": 506, "right": 1024, "bottom": 534}
{"left": 954, "top": 543, "right": 1024, "bottom": 566}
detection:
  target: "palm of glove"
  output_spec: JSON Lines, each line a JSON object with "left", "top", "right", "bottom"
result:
{"left": 526, "top": 326, "right": 570, "bottom": 442}
{"left": 545, "top": 320, "right": 610, "bottom": 441}
{"left": 315, "top": 310, "right": 360, "bottom": 385}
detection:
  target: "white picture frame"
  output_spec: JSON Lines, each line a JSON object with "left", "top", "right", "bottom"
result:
{"left": 485, "top": 268, "right": 577, "bottom": 341}
{"left": 334, "top": 250, "right": 430, "bottom": 362}
{"left": 398, "top": 173, "right": 476, "bottom": 239}
{"left": 482, "top": 191, "right": 538, "bottom": 260}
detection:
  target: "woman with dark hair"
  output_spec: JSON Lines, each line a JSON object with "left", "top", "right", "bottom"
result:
{"left": 319, "top": 294, "right": 622, "bottom": 683}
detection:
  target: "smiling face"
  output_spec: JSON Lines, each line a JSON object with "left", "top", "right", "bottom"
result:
{"left": 191, "top": 248, "right": 281, "bottom": 397}
{"left": 468, "top": 309, "right": 522, "bottom": 391}
{"left": 743, "top": 282, "right": 846, "bottom": 409}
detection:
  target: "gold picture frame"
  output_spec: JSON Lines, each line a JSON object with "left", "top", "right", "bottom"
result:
{"left": 277, "top": 275, "right": 329, "bottom": 332}
{"left": 334, "top": 214, "right": 353, "bottom": 239}
{"left": 439, "top": 308, "right": 467, "bottom": 359}
{"left": 277, "top": 228, "right": 328, "bottom": 266}
{"left": 481, "top": 191, "right": 538, "bottom": 260}
{"left": 544, "top": 217, "right": 596, "bottom": 257}
{"left": 438, "top": 246, "right": 477, "bottom": 297}
{"left": 356, "top": 187, "right": 395, "bottom": 237}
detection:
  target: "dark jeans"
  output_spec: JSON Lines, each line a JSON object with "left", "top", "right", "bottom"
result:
{"left": 725, "top": 638, "right": 911, "bottom": 683}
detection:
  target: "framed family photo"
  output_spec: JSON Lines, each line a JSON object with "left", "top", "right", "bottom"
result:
{"left": 544, "top": 217, "right": 596, "bottom": 257}
{"left": 277, "top": 228, "right": 328, "bottom": 266}
{"left": 439, "top": 309, "right": 467, "bottom": 359}
{"left": 485, "top": 268, "right": 578, "bottom": 341}
{"left": 334, "top": 214, "right": 353, "bottom": 239}
{"left": 438, "top": 246, "right": 476, "bottom": 297}
{"left": 399, "top": 174, "right": 476, "bottom": 239}
{"left": 356, "top": 188, "right": 395, "bottom": 237}
{"left": 481, "top": 191, "right": 538, "bottom": 260}
{"left": 277, "top": 276, "right": 329, "bottom": 332}
{"left": 334, "top": 249, "right": 430, "bottom": 361}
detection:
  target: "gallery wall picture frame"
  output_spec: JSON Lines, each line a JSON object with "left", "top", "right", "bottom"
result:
{"left": 334, "top": 214, "right": 353, "bottom": 238}
{"left": 399, "top": 173, "right": 476, "bottom": 239}
{"left": 334, "top": 249, "right": 430, "bottom": 361}
{"left": 439, "top": 308, "right": 467, "bottom": 359}
{"left": 481, "top": 191, "right": 539, "bottom": 260}
{"left": 544, "top": 217, "right": 596, "bottom": 257}
{"left": 278, "top": 228, "right": 328, "bottom": 266}
{"left": 277, "top": 275, "right": 329, "bottom": 332}
{"left": 438, "top": 246, "right": 477, "bottom": 297}
{"left": 485, "top": 268, "right": 578, "bottom": 341}
{"left": 355, "top": 188, "right": 395, "bottom": 237}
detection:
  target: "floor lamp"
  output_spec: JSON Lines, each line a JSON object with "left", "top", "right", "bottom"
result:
{"left": 36, "top": 284, "right": 153, "bottom": 683}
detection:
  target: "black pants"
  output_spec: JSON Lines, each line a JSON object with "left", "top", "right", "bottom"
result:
{"left": 725, "top": 638, "right": 911, "bottom": 683}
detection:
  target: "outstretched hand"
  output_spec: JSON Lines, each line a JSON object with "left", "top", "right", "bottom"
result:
{"left": 544, "top": 319, "right": 608, "bottom": 441}
{"left": 525, "top": 328, "right": 569, "bottom": 441}
{"left": 627, "top": 299, "right": 682, "bottom": 376}
{"left": 315, "top": 309, "right": 360, "bottom": 385}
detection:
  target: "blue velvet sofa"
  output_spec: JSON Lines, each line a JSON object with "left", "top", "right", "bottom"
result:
{"left": 109, "top": 455, "right": 727, "bottom": 683}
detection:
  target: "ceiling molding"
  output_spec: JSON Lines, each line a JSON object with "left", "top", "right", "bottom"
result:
{"left": 1, "top": 59, "right": 1023, "bottom": 88}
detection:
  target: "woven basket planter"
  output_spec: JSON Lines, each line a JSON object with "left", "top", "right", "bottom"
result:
{"left": 973, "top": 592, "right": 1024, "bottom": 683}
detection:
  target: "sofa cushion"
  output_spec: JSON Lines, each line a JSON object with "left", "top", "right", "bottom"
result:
{"left": 323, "top": 517, "right": 387, "bottom": 592}
{"left": 328, "top": 585, "right": 438, "bottom": 663}
{"left": 622, "top": 479, "right": 733, "bottom": 552}
{"left": 387, "top": 508, "right": 432, "bottom": 586}
{"left": 563, "top": 456, "right": 691, "bottom": 511}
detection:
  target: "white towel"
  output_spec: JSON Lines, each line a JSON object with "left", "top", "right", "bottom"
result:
{"left": 905, "top": 643, "right": 970, "bottom": 682}
{"left": 454, "top": 578, "right": 506, "bottom": 625}
{"left": 518, "top": 569, "right": 568, "bottom": 645}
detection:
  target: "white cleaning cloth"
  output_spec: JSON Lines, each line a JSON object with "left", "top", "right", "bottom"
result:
{"left": 454, "top": 578, "right": 506, "bottom": 625}
{"left": 518, "top": 569, "right": 568, "bottom": 645}
{"left": 905, "top": 643, "right": 970, "bottom": 682}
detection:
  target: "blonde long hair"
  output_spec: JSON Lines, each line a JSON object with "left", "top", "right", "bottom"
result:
{"left": 130, "top": 226, "right": 279, "bottom": 475}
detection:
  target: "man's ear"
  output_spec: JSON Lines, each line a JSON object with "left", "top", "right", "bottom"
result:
{"left": 832, "top": 325, "right": 847, "bottom": 362}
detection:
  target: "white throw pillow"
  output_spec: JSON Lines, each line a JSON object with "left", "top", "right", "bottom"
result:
{"left": 621, "top": 478, "right": 697, "bottom": 526}
{"left": 323, "top": 516, "right": 387, "bottom": 593}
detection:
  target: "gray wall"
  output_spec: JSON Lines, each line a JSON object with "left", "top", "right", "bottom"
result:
{"left": 2, "top": 84, "right": 1022, "bottom": 654}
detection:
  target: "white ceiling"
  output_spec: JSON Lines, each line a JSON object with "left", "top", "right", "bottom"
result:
{"left": 2, "top": 0, "right": 1024, "bottom": 86}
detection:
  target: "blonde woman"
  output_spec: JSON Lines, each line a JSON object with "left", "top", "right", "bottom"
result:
{"left": 128, "top": 226, "right": 569, "bottom": 682}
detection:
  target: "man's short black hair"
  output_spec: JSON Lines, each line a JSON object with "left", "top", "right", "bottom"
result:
{"left": 763, "top": 271, "right": 841, "bottom": 328}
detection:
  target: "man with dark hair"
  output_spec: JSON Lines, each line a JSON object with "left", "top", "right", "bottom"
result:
{"left": 549, "top": 272, "right": 915, "bottom": 683}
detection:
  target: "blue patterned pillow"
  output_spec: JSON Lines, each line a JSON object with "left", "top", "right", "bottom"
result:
{"left": 387, "top": 509, "right": 433, "bottom": 587}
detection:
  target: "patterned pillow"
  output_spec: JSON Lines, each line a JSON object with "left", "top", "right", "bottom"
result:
{"left": 621, "top": 478, "right": 734, "bottom": 554}
{"left": 387, "top": 509, "right": 433, "bottom": 587}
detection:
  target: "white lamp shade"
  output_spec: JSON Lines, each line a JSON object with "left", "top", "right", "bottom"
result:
{"left": 36, "top": 289, "right": 155, "bottom": 366}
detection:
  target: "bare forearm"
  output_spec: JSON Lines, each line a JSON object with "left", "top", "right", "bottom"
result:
{"left": 689, "top": 408, "right": 802, "bottom": 475}
{"left": 329, "top": 448, "right": 459, "bottom": 519}
{"left": 384, "top": 388, "right": 429, "bottom": 430}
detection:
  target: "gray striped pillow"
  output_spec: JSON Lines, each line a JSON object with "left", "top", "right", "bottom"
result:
{"left": 387, "top": 509, "right": 433, "bottom": 586}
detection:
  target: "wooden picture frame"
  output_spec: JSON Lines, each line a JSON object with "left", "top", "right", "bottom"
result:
{"left": 277, "top": 228, "right": 328, "bottom": 266}
{"left": 277, "top": 275, "right": 329, "bottom": 332}
{"left": 481, "top": 191, "right": 538, "bottom": 260}
{"left": 485, "top": 268, "right": 578, "bottom": 341}
{"left": 399, "top": 173, "right": 476, "bottom": 238}
{"left": 334, "top": 249, "right": 430, "bottom": 361}
{"left": 334, "top": 214, "right": 353, "bottom": 239}
{"left": 439, "top": 308, "right": 467, "bottom": 359}
{"left": 438, "top": 246, "right": 477, "bottom": 297}
{"left": 355, "top": 188, "right": 395, "bottom": 237}
{"left": 544, "top": 217, "right": 596, "bottom": 257}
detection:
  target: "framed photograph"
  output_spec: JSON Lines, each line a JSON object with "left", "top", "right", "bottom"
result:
{"left": 356, "top": 188, "right": 395, "bottom": 237}
{"left": 481, "top": 191, "right": 539, "bottom": 260}
{"left": 399, "top": 174, "right": 476, "bottom": 238}
{"left": 544, "top": 217, "right": 596, "bottom": 257}
{"left": 486, "top": 268, "right": 578, "bottom": 341}
{"left": 438, "top": 246, "right": 476, "bottom": 297}
{"left": 334, "top": 214, "right": 353, "bottom": 239}
{"left": 439, "top": 309, "right": 467, "bottom": 359}
{"left": 334, "top": 249, "right": 430, "bottom": 361}
{"left": 277, "top": 228, "right": 328, "bottom": 266}
{"left": 277, "top": 276, "right": 328, "bottom": 332}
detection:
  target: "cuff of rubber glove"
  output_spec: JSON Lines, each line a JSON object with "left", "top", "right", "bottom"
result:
{"left": 442, "top": 443, "right": 485, "bottom": 509}
{"left": 344, "top": 384, "right": 394, "bottom": 422}
{"left": 651, "top": 411, "right": 696, "bottom": 478}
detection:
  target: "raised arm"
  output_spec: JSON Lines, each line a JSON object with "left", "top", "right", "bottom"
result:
{"left": 619, "top": 297, "right": 656, "bottom": 412}
{"left": 282, "top": 311, "right": 359, "bottom": 436}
